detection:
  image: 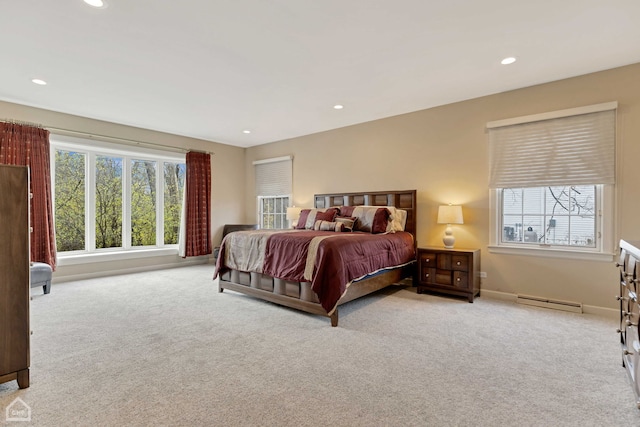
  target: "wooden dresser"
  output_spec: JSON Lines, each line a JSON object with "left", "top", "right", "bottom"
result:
{"left": 416, "top": 247, "right": 480, "bottom": 302}
{"left": 0, "top": 165, "right": 30, "bottom": 389}
{"left": 618, "top": 239, "right": 640, "bottom": 408}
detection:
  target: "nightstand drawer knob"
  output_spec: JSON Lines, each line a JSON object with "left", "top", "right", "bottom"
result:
{"left": 456, "top": 278, "right": 461, "bottom": 282}
{"left": 456, "top": 261, "right": 461, "bottom": 266}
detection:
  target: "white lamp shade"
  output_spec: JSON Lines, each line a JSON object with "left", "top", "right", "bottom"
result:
{"left": 286, "top": 206, "right": 302, "bottom": 221}
{"left": 437, "top": 205, "right": 464, "bottom": 225}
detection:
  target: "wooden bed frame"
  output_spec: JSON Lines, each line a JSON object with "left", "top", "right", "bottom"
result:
{"left": 218, "top": 189, "right": 417, "bottom": 326}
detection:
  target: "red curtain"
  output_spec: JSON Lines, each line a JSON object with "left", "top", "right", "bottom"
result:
{"left": 0, "top": 122, "right": 57, "bottom": 269}
{"left": 184, "top": 151, "right": 212, "bottom": 257}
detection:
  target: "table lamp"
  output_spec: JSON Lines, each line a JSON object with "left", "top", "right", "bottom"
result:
{"left": 437, "top": 204, "right": 464, "bottom": 249}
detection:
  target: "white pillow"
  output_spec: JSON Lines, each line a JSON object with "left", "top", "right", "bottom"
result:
{"left": 390, "top": 209, "right": 408, "bottom": 232}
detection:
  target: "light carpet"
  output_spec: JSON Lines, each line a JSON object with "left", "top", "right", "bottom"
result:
{"left": 0, "top": 264, "right": 637, "bottom": 426}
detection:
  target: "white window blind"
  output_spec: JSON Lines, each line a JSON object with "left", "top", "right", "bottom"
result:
{"left": 254, "top": 156, "right": 292, "bottom": 196}
{"left": 488, "top": 105, "right": 616, "bottom": 188}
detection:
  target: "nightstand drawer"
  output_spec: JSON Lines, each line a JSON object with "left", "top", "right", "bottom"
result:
{"left": 453, "top": 271, "right": 468, "bottom": 288}
{"left": 451, "top": 255, "right": 469, "bottom": 271}
{"left": 421, "top": 267, "right": 436, "bottom": 284}
{"left": 420, "top": 253, "right": 437, "bottom": 267}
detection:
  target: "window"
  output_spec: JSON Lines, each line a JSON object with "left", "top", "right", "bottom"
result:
{"left": 163, "top": 162, "right": 185, "bottom": 244}
{"left": 95, "top": 154, "right": 123, "bottom": 248}
{"left": 500, "top": 185, "right": 598, "bottom": 247}
{"left": 253, "top": 156, "right": 292, "bottom": 229}
{"left": 52, "top": 136, "right": 186, "bottom": 257}
{"left": 257, "top": 195, "right": 290, "bottom": 229}
{"left": 54, "top": 150, "right": 86, "bottom": 252}
{"left": 487, "top": 102, "right": 616, "bottom": 260}
{"left": 130, "top": 159, "right": 156, "bottom": 246}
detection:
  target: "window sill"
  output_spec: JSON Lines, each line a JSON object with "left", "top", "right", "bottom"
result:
{"left": 57, "top": 247, "right": 182, "bottom": 266}
{"left": 487, "top": 245, "right": 615, "bottom": 262}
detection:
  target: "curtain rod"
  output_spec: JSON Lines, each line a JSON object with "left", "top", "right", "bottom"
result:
{"left": 44, "top": 126, "right": 215, "bottom": 156}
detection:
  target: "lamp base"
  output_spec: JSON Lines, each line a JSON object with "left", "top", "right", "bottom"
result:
{"left": 443, "top": 225, "right": 455, "bottom": 249}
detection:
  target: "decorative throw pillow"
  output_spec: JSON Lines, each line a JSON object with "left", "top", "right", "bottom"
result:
{"left": 338, "top": 206, "right": 356, "bottom": 217}
{"left": 315, "top": 208, "right": 338, "bottom": 222}
{"left": 335, "top": 216, "right": 356, "bottom": 232}
{"left": 313, "top": 220, "right": 344, "bottom": 232}
{"left": 296, "top": 208, "right": 339, "bottom": 229}
{"left": 337, "top": 206, "right": 390, "bottom": 234}
{"left": 366, "top": 208, "right": 391, "bottom": 234}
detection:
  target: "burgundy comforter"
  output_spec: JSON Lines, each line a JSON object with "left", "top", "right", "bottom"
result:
{"left": 214, "top": 230, "right": 415, "bottom": 314}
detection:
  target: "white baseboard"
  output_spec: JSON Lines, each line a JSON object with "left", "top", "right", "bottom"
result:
{"left": 582, "top": 304, "right": 618, "bottom": 319}
{"left": 51, "top": 257, "right": 212, "bottom": 284}
{"left": 480, "top": 289, "right": 518, "bottom": 303}
{"left": 480, "top": 289, "right": 618, "bottom": 320}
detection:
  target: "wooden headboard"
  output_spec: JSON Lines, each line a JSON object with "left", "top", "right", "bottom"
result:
{"left": 314, "top": 189, "right": 417, "bottom": 236}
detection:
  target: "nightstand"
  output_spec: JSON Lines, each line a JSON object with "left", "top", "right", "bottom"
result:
{"left": 415, "top": 247, "right": 480, "bottom": 302}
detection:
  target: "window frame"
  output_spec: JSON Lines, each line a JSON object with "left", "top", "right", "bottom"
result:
{"left": 51, "top": 135, "right": 186, "bottom": 265}
{"left": 489, "top": 184, "right": 615, "bottom": 261}
{"left": 257, "top": 194, "right": 291, "bottom": 229}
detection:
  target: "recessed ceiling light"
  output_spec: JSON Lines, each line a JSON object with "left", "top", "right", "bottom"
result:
{"left": 501, "top": 57, "right": 517, "bottom": 65}
{"left": 31, "top": 79, "right": 47, "bottom": 85}
{"left": 333, "top": 105, "right": 344, "bottom": 110}
{"left": 243, "top": 130, "right": 251, "bottom": 134}
{"left": 84, "top": 0, "right": 107, "bottom": 8}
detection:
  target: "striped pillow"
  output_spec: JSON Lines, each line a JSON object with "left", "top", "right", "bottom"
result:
{"left": 296, "top": 208, "right": 339, "bottom": 230}
{"left": 313, "top": 220, "right": 345, "bottom": 232}
{"left": 338, "top": 206, "right": 390, "bottom": 234}
{"left": 335, "top": 216, "right": 356, "bottom": 232}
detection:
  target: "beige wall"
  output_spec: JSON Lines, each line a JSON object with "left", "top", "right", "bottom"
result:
{"left": 0, "top": 101, "right": 246, "bottom": 280}
{"left": 245, "top": 63, "right": 640, "bottom": 312}
{"left": 4, "top": 63, "right": 639, "bottom": 309}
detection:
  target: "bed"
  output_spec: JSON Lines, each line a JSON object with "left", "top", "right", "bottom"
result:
{"left": 214, "top": 190, "right": 417, "bottom": 326}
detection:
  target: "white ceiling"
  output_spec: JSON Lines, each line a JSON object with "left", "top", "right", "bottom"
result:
{"left": 1, "top": 1, "right": 639, "bottom": 148}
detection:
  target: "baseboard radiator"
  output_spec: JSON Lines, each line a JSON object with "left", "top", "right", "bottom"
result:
{"left": 516, "top": 294, "right": 583, "bottom": 313}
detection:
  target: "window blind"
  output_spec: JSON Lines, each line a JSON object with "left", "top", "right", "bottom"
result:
{"left": 254, "top": 156, "right": 292, "bottom": 196}
{"left": 488, "top": 107, "right": 616, "bottom": 188}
